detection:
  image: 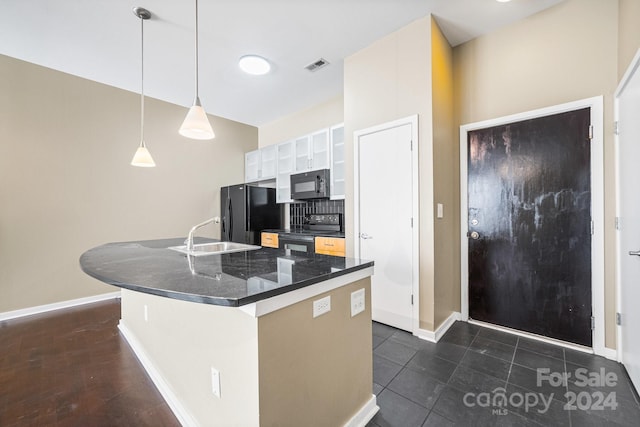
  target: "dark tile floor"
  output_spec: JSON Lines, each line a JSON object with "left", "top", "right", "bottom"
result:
{"left": 368, "top": 321, "right": 640, "bottom": 427}
{"left": 2, "top": 300, "right": 639, "bottom": 426}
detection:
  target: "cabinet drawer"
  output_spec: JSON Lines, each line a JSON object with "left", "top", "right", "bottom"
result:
{"left": 261, "top": 232, "right": 279, "bottom": 248}
{"left": 315, "top": 237, "right": 345, "bottom": 257}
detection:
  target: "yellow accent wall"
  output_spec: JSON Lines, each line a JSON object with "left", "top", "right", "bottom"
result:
{"left": 431, "top": 17, "right": 459, "bottom": 329}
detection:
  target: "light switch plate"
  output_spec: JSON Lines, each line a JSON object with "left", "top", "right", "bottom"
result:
{"left": 437, "top": 203, "right": 444, "bottom": 219}
{"left": 351, "top": 288, "right": 365, "bottom": 317}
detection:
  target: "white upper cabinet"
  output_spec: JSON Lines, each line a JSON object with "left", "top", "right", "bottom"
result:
{"left": 245, "top": 145, "right": 277, "bottom": 183}
{"left": 276, "top": 140, "right": 295, "bottom": 203}
{"left": 245, "top": 150, "right": 261, "bottom": 182}
{"left": 260, "top": 145, "right": 277, "bottom": 179}
{"left": 294, "top": 129, "right": 330, "bottom": 173}
{"left": 294, "top": 136, "right": 310, "bottom": 172}
{"left": 330, "top": 124, "right": 345, "bottom": 199}
{"left": 247, "top": 125, "right": 340, "bottom": 203}
{"left": 311, "top": 130, "right": 330, "bottom": 170}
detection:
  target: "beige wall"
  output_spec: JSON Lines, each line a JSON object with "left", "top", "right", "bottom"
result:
{"left": 0, "top": 55, "right": 257, "bottom": 313}
{"left": 121, "top": 289, "right": 261, "bottom": 426}
{"left": 121, "top": 278, "right": 372, "bottom": 426}
{"left": 258, "top": 278, "right": 372, "bottom": 427}
{"left": 258, "top": 95, "right": 343, "bottom": 148}
{"left": 453, "top": 0, "right": 619, "bottom": 348}
{"left": 344, "top": 16, "right": 437, "bottom": 331}
{"left": 618, "top": 0, "right": 640, "bottom": 79}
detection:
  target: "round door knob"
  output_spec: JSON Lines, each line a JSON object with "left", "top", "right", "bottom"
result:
{"left": 470, "top": 231, "right": 480, "bottom": 240}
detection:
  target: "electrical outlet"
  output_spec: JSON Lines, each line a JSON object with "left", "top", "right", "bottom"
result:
{"left": 211, "top": 367, "right": 221, "bottom": 398}
{"left": 351, "top": 288, "right": 365, "bottom": 317}
{"left": 144, "top": 305, "right": 148, "bottom": 322}
{"left": 313, "top": 296, "right": 331, "bottom": 318}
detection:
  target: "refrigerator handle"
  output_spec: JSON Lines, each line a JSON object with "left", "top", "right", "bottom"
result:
{"left": 228, "top": 197, "right": 233, "bottom": 241}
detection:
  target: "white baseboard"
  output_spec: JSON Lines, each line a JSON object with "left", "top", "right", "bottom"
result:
{"left": 343, "top": 395, "right": 379, "bottom": 427}
{"left": 601, "top": 347, "right": 618, "bottom": 361}
{"left": 0, "top": 291, "right": 121, "bottom": 321}
{"left": 414, "top": 312, "right": 462, "bottom": 343}
{"left": 118, "top": 321, "right": 196, "bottom": 427}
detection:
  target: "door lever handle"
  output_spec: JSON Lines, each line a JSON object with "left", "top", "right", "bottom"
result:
{"left": 629, "top": 250, "right": 640, "bottom": 256}
{"left": 360, "top": 233, "right": 373, "bottom": 240}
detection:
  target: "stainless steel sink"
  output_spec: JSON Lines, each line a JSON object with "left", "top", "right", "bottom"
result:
{"left": 168, "top": 241, "right": 261, "bottom": 257}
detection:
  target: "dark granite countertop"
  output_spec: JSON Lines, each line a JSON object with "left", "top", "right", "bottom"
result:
{"left": 79, "top": 238, "right": 372, "bottom": 307}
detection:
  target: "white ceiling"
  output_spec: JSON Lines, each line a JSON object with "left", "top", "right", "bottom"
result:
{"left": 0, "top": 0, "right": 563, "bottom": 126}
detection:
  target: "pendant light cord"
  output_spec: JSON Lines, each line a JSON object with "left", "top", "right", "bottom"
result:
{"left": 140, "top": 15, "right": 146, "bottom": 146}
{"left": 194, "top": 0, "right": 199, "bottom": 99}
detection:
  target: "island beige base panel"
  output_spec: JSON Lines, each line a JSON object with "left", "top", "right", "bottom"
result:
{"left": 257, "top": 277, "right": 374, "bottom": 427}
{"left": 120, "top": 289, "right": 261, "bottom": 427}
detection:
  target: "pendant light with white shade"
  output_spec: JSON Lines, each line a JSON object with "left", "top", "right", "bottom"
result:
{"left": 131, "top": 7, "right": 156, "bottom": 167}
{"left": 179, "top": 0, "right": 215, "bottom": 140}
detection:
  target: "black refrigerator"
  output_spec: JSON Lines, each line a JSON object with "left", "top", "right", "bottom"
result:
{"left": 220, "top": 185, "right": 282, "bottom": 245}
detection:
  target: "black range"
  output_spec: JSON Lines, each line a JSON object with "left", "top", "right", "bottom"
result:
{"left": 266, "top": 213, "right": 344, "bottom": 254}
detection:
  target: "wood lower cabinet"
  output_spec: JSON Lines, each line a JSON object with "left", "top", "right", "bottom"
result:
{"left": 261, "top": 232, "right": 279, "bottom": 248}
{"left": 315, "top": 237, "right": 345, "bottom": 257}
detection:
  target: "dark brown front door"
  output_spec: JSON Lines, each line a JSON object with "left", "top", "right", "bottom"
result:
{"left": 467, "top": 108, "right": 592, "bottom": 346}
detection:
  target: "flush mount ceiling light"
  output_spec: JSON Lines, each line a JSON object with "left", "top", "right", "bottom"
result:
{"left": 179, "top": 0, "right": 215, "bottom": 140}
{"left": 496, "top": 0, "right": 512, "bottom": 2}
{"left": 238, "top": 55, "right": 271, "bottom": 75}
{"left": 131, "top": 7, "right": 156, "bottom": 168}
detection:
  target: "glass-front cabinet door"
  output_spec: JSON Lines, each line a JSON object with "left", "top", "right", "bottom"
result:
{"left": 294, "top": 136, "right": 311, "bottom": 172}
{"left": 330, "top": 125, "right": 345, "bottom": 199}
{"left": 260, "top": 144, "right": 277, "bottom": 180}
{"left": 245, "top": 150, "right": 261, "bottom": 182}
{"left": 276, "top": 140, "right": 295, "bottom": 203}
{"left": 311, "top": 129, "right": 330, "bottom": 170}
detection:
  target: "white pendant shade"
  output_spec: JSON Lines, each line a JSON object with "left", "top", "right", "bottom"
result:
{"left": 180, "top": 0, "right": 215, "bottom": 141}
{"left": 131, "top": 7, "right": 155, "bottom": 168}
{"left": 131, "top": 142, "right": 156, "bottom": 167}
{"left": 179, "top": 102, "right": 215, "bottom": 140}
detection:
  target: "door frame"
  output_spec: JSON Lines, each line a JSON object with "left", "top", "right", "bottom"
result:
{"left": 459, "top": 97, "right": 606, "bottom": 355}
{"left": 615, "top": 48, "right": 640, "bottom": 364}
{"left": 354, "top": 115, "right": 420, "bottom": 333}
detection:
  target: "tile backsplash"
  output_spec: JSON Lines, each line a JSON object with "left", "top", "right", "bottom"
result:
{"left": 290, "top": 199, "right": 345, "bottom": 229}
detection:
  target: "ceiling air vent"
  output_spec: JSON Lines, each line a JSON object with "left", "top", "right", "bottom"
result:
{"left": 305, "top": 58, "right": 330, "bottom": 72}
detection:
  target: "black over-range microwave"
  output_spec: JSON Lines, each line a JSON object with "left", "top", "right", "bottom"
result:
{"left": 290, "top": 169, "right": 330, "bottom": 200}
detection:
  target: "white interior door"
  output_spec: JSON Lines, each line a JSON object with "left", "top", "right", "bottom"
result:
{"left": 355, "top": 119, "right": 416, "bottom": 332}
{"left": 616, "top": 51, "right": 640, "bottom": 392}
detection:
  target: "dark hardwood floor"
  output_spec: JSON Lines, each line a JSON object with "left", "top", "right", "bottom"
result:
{"left": 0, "top": 299, "right": 179, "bottom": 426}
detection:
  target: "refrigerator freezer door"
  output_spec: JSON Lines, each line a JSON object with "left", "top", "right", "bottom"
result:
{"left": 229, "top": 185, "right": 248, "bottom": 244}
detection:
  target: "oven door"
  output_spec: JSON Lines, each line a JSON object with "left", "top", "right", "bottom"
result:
{"left": 278, "top": 234, "right": 315, "bottom": 254}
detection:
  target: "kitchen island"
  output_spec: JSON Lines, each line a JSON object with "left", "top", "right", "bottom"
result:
{"left": 80, "top": 238, "right": 376, "bottom": 427}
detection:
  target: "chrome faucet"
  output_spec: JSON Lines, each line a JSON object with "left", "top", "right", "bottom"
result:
{"left": 185, "top": 217, "right": 220, "bottom": 251}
